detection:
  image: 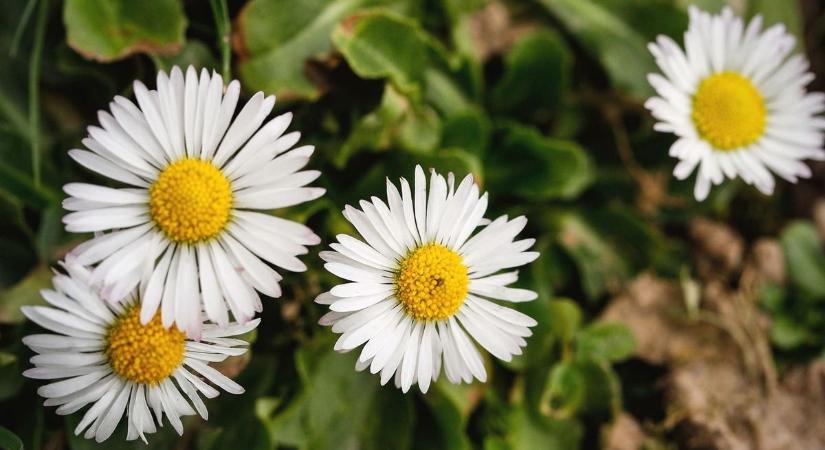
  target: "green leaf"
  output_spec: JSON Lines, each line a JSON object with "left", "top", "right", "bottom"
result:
{"left": 549, "top": 298, "right": 583, "bottom": 344}
{"left": 202, "top": 416, "right": 271, "bottom": 450}
{"left": 333, "top": 11, "right": 432, "bottom": 96}
{"left": 262, "top": 332, "right": 416, "bottom": 450}
{"left": 748, "top": 0, "right": 802, "bottom": 40}
{"left": 418, "top": 381, "right": 479, "bottom": 450}
{"left": 537, "top": 0, "right": 656, "bottom": 98}
{"left": 440, "top": 108, "right": 490, "bottom": 157}
{"left": 556, "top": 213, "right": 629, "bottom": 300}
{"left": 490, "top": 30, "right": 571, "bottom": 118}
{"left": 486, "top": 124, "right": 592, "bottom": 201}
{"left": 593, "top": 0, "right": 687, "bottom": 41}
{"left": 504, "top": 406, "right": 582, "bottom": 450}
{"left": 0, "top": 265, "right": 50, "bottom": 324}
{"left": 543, "top": 359, "right": 620, "bottom": 417}
{"left": 780, "top": 221, "right": 825, "bottom": 299}
{"left": 575, "top": 322, "right": 635, "bottom": 362}
{"left": 153, "top": 40, "right": 218, "bottom": 73}
{"left": 770, "top": 316, "right": 812, "bottom": 350}
{"left": 238, "top": 0, "right": 401, "bottom": 100}
{"left": 336, "top": 84, "right": 441, "bottom": 167}
{"left": 0, "top": 426, "right": 23, "bottom": 450}
{"left": 63, "top": 0, "right": 186, "bottom": 62}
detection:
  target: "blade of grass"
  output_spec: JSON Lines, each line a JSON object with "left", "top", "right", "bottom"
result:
{"left": 209, "top": 0, "right": 231, "bottom": 79}
{"left": 29, "top": 0, "right": 48, "bottom": 188}
{"left": 10, "top": 0, "right": 38, "bottom": 57}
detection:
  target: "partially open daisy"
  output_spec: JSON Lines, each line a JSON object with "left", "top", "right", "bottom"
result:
{"left": 62, "top": 65, "right": 323, "bottom": 337}
{"left": 316, "top": 166, "right": 539, "bottom": 393}
{"left": 21, "top": 262, "right": 257, "bottom": 443}
{"left": 646, "top": 6, "right": 825, "bottom": 200}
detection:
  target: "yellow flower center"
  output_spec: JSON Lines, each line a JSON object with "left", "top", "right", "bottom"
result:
{"left": 105, "top": 304, "right": 186, "bottom": 385}
{"left": 692, "top": 71, "right": 766, "bottom": 150}
{"left": 149, "top": 159, "right": 233, "bottom": 243}
{"left": 395, "top": 244, "right": 469, "bottom": 321}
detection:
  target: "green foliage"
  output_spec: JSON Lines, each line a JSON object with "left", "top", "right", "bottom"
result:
{"left": 0, "top": 0, "right": 817, "bottom": 448}
{"left": 0, "top": 426, "right": 23, "bottom": 450}
{"left": 761, "top": 221, "right": 825, "bottom": 358}
{"left": 490, "top": 30, "right": 571, "bottom": 117}
{"left": 64, "top": 0, "right": 186, "bottom": 61}
{"left": 537, "top": 0, "right": 657, "bottom": 98}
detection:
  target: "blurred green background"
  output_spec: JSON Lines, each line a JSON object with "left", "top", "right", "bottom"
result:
{"left": 1, "top": 0, "right": 825, "bottom": 449}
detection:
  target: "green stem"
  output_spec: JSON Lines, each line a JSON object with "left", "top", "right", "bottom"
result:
{"left": 209, "top": 0, "right": 231, "bottom": 79}
{"left": 29, "top": 0, "right": 48, "bottom": 189}
{"left": 10, "top": 0, "right": 38, "bottom": 57}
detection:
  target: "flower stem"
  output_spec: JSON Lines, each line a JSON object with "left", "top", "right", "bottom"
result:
{"left": 209, "top": 0, "right": 231, "bottom": 79}
{"left": 29, "top": 0, "right": 48, "bottom": 189}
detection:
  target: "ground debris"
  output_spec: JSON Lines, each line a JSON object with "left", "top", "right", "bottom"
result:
{"left": 602, "top": 271, "right": 825, "bottom": 450}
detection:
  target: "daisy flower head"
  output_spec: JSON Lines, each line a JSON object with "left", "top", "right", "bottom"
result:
{"left": 21, "top": 262, "right": 258, "bottom": 443}
{"left": 646, "top": 6, "right": 825, "bottom": 201}
{"left": 62, "top": 65, "right": 324, "bottom": 338}
{"left": 316, "top": 166, "right": 539, "bottom": 393}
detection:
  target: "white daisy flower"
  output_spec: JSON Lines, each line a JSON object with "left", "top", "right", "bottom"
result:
{"left": 316, "top": 166, "right": 539, "bottom": 393}
{"left": 21, "top": 262, "right": 258, "bottom": 443}
{"left": 62, "top": 65, "right": 324, "bottom": 338}
{"left": 646, "top": 6, "right": 825, "bottom": 201}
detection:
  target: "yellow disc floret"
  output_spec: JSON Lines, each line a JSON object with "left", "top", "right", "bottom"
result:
{"left": 106, "top": 304, "right": 186, "bottom": 385}
{"left": 149, "top": 159, "right": 232, "bottom": 243}
{"left": 395, "top": 243, "right": 469, "bottom": 321}
{"left": 692, "top": 71, "right": 767, "bottom": 150}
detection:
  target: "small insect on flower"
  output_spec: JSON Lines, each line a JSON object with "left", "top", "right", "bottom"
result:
{"left": 316, "top": 166, "right": 539, "bottom": 393}
{"left": 646, "top": 6, "right": 825, "bottom": 201}
{"left": 62, "top": 65, "right": 324, "bottom": 338}
{"left": 21, "top": 262, "right": 258, "bottom": 443}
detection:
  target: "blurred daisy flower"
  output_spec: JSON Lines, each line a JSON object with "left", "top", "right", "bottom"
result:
{"left": 62, "top": 65, "right": 323, "bottom": 338}
{"left": 316, "top": 166, "right": 539, "bottom": 393}
{"left": 21, "top": 262, "right": 258, "bottom": 443}
{"left": 646, "top": 6, "right": 825, "bottom": 201}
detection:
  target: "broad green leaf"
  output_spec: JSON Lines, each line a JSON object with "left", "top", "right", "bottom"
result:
{"left": 504, "top": 406, "right": 582, "bottom": 450}
{"left": 424, "top": 68, "right": 474, "bottom": 116}
{"left": 0, "top": 426, "right": 22, "bottom": 450}
{"left": 543, "top": 359, "right": 620, "bottom": 417}
{"left": 417, "top": 381, "right": 476, "bottom": 450}
{"left": 0, "top": 265, "right": 50, "bottom": 324}
{"left": 202, "top": 416, "right": 271, "bottom": 450}
{"left": 336, "top": 84, "right": 441, "bottom": 167}
{"left": 537, "top": 0, "right": 656, "bottom": 98}
{"left": 440, "top": 108, "right": 490, "bottom": 157}
{"left": 266, "top": 332, "right": 416, "bottom": 450}
{"left": 486, "top": 124, "right": 592, "bottom": 201}
{"left": 419, "top": 148, "right": 483, "bottom": 181}
{"left": 575, "top": 322, "right": 635, "bottom": 362}
{"left": 154, "top": 40, "right": 217, "bottom": 73}
{"left": 780, "top": 221, "right": 825, "bottom": 299}
{"left": 63, "top": 0, "right": 186, "bottom": 61}
{"left": 594, "top": 0, "right": 688, "bottom": 41}
{"left": 333, "top": 11, "right": 432, "bottom": 95}
{"left": 238, "top": 0, "right": 404, "bottom": 100}
{"left": 556, "top": 213, "right": 629, "bottom": 300}
{"left": 770, "top": 315, "right": 812, "bottom": 350}
{"left": 490, "top": 30, "right": 571, "bottom": 118}
{"left": 549, "top": 298, "right": 583, "bottom": 344}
